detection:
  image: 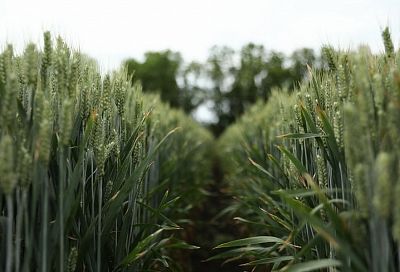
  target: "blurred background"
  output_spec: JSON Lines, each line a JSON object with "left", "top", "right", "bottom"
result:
{"left": 1, "top": 0, "right": 399, "bottom": 135}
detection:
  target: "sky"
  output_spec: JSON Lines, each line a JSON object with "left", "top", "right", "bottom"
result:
{"left": 1, "top": 0, "right": 400, "bottom": 72}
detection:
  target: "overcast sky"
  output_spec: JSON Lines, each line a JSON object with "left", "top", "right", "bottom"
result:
{"left": 1, "top": 0, "right": 399, "bottom": 71}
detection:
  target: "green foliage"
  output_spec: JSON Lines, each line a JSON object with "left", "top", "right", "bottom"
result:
{"left": 124, "top": 50, "right": 184, "bottom": 108}
{"left": 0, "top": 33, "right": 212, "bottom": 271}
{"left": 217, "top": 29, "right": 400, "bottom": 271}
{"left": 123, "top": 44, "right": 320, "bottom": 136}
{"left": 206, "top": 44, "right": 321, "bottom": 135}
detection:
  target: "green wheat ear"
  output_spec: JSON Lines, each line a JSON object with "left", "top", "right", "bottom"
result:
{"left": 18, "top": 145, "right": 32, "bottom": 188}
{"left": 67, "top": 247, "right": 78, "bottom": 272}
{"left": 373, "top": 152, "right": 392, "bottom": 219}
{"left": 41, "top": 31, "right": 52, "bottom": 86}
{"left": 382, "top": 27, "right": 394, "bottom": 59}
{"left": 23, "top": 43, "right": 39, "bottom": 86}
{"left": 322, "top": 46, "right": 337, "bottom": 71}
{"left": 0, "top": 135, "right": 17, "bottom": 195}
{"left": 101, "top": 74, "right": 112, "bottom": 114}
{"left": 59, "top": 98, "right": 73, "bottom": 145}
{"left": 114, "top": 77, "right": 127, "bottom": 116}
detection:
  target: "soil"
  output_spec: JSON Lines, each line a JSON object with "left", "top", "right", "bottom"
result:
{"left": 176, "top": 156, "right": 246, "bottom": 272}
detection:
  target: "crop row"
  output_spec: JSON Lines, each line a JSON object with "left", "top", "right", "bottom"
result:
{"left": 0, "top": 32, "right": 212, "bottom": 271}
{"left": 217, "top": 28, "right": 400, "bottom": 271}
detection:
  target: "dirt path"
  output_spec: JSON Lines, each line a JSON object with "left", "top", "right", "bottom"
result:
{"left": 177, "top": 156, "right": 245, "bottom": 271}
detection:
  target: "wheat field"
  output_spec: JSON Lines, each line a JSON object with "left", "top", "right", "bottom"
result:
{"left": 1, "top": 29, "right": 400, "bottom": 271}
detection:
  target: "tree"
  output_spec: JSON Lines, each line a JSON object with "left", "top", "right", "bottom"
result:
{"left": 289, "top": 48, "right": 316, "bottom": 88}
{"left": 124, "top": 50, "right": 182, "bottom": 108}
{"left": 180, "top": 61, "right": 206, "bottom": 113}
{"left": 229, "top": 43, "right": 266, "bottom": 119}
{"left": 205, "top": 46, "right": 235, "bottom": 135}
{"left": 259, "top": 51, "right": 291, "bottom": 99}
{"left": 123, "top": 46, "right": 321, "bottom": 136}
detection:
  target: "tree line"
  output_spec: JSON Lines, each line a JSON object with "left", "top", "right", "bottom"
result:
{"left": 124, "top": 43, "right": 327, "bottom": 135}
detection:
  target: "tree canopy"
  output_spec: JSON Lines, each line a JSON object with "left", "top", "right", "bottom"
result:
{"left": 123, "top": 45, "right": 324, "bottom": 135}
